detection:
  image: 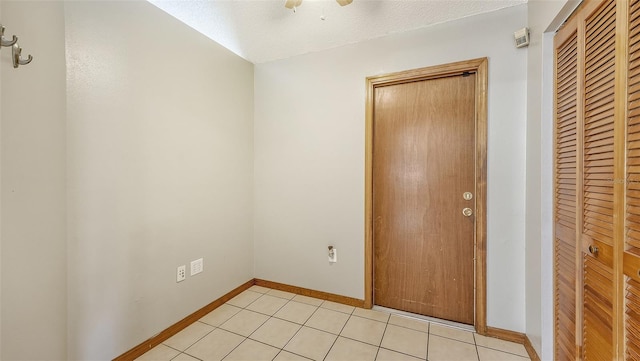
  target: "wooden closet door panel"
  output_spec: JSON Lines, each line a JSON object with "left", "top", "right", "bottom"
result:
{"left": 626, "top": 281, "right": 640, "bottom": 360}
{"left": 623, "top": 246, "right": 640, "bottom": 360}
{"left": 583, "top": 247, "right": 615, "bottom": 360}
{"left": 582, "top": 0, "right": 616, "bottom": 359}
{"left": 583, "top": 0, "right": 616, "bottom": 248}
{"left": 626, "top": 0, "right": 640, "bottom": 358}
{"left": 554, "top": 30, "right": 579, "bottom": 361}
{"left": 624, "top": 265, "right": 640, "bottom": 361}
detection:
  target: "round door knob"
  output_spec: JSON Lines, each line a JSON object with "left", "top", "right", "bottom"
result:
{"left": 462, "top": 208, "right": 473, "bottom": 217}
{"left": 588, "top": 245, "right": 599, "bottom": 256}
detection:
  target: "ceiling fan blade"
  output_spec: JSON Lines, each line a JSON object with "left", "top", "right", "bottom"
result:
{"left": 336, "top": 0, "right": 353, "bottom": 6}
{"left": 285, "top": 0, "right": 302, "bottom": 9}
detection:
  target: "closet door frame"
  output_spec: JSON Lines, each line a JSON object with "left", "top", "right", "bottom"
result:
{"left": 613, "top": 0, "right": 628, "bottom": 358}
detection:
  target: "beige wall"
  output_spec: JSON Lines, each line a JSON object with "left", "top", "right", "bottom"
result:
{"left": 254, "top": 5, "right": 529, "bottom": 332}
{"left": 0, "top": 1, "right": 68, "bottom": 359}
{"left": 1, "top": 0, "right": 3, "bottom": 355}
{"left": 63, "top": 1, "right": 254, "bottom": 359}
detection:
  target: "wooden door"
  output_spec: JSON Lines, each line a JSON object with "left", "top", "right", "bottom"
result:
{"left": 581, "top": 0, "right": 616, "bottom": 359}
{"left": 372, "top": 74, "right": 476, "bottom": 324}
{"left": 626, "top": 0, "right": 640, "bottom": 358}
{"left": 554, "top": 24, "right": 578, "bottom": 361}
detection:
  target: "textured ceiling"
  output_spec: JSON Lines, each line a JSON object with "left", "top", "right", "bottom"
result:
{"left": 149, "top": 0, "right": 526, "bottom": 64}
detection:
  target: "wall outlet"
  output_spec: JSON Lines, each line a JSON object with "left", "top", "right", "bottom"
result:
{"left": 177, "top": 265, "right": 186, "bottom": 282}
{"left": 190, "top": 258, "right": 203, "bottom": 276}
{"left": 328, "top": 247, "right": 337, "bottom": 263}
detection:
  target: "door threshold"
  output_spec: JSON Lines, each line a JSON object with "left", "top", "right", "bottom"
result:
{"left": 372, "top": 305, "right": 476, "bottom": 332}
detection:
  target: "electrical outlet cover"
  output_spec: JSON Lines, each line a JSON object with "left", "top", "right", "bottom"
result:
{"left": 329, "top": 248, "right": 338, "bottom": 263}
{"left": 177, "top": 265, "right": 186, "bottom": 282}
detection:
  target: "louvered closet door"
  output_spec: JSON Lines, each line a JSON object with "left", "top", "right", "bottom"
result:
{"left": 626, "top": 0, "right": 640, "bottom": 358}
{"left": 554, "top": 29, "right": 579, "bottom": 361}
{"left": 554, "top": 0, "right": 640, "bottom": 359}
{"left": 582, "top": 0, "right": 616, "bottom": 359}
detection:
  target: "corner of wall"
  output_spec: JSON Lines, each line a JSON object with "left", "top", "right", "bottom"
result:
{"left": 525, "top": 0, "right": 580, "bottom": 359}
{"left": 1, "top": 1, "right": 68, "bottom": 359}
{"left": 0, "top": 0, "right": 3, "bottom": 356}
{"left": 64, "top": 2, "right": 255, "bottom": 358}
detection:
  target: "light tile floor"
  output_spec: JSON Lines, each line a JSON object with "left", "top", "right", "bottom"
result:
{"left": 136, "top": 286, "right": 531, "bottom": 361}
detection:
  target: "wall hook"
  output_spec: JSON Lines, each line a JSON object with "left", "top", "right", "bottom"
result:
{"left": 12, "top": 43, "right": 32, "bottom": 68}
{"left": 1, "top": 25, "right": 18, "bottom": 47}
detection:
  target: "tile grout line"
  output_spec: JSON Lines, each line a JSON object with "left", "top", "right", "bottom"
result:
{"left": 278, "top": 348, "right": 315, "bottom": 361}
{"left": 216, "top": 291, "right": 275, "bottom": 361}
{"left": 299, "top": 303, "right": 321, "bottom": 325}
{"left": 220, "top": 314, "right": 273, "bottom": 356}
{"left": 264, "top": 300, "right": 320, "bottom": 348}
{"left": 267, "top": 320, "right": 310, "bottom": 361}
{"left": 373, "top": 314, "right": 391, "bottom": 361}
{"left": 238, "top": 296, "right": 325, "bottom": 321}
{"left": 275, "top": 304, "right": 325, "bottom": 361}
{"left": 163, "top": 344, "right": 184, "bottom": 354}
{"left": 473, "top": 332, "right": 480, "bottom": 361}
{"left": 426, "top": 321, "right": 430, "bottom": 361}
{"left": 245, "top": 294, "right": 293, "bottom": 337}
{"left": 319, "top": 330, "right": 341, "bottom": 359}
{"left": 475, "top": 345, "right": 531, "bottom": 360}
{"left": 349, "top": 313, "right": 388, "bottom": 324}
{"left": 164, "top": 343, "right": 204, "bottom": 361}
{"left": 199, "top": 306, "right": 241, "bottom": 329}
{"left": 427, "top": 332, "right": 476, "bottom": 346}
{"left": 337, "top": 334, "right": 388, "bottom": 349}
{"left": 171, "top": 351, "right": 204, "bottom": 361}
{"left": 279, "top": 320, "right": 307, "bottom": 358}
{"left": 276, "top": 300, "right": 327, "bottom": 360}
{"left": 226, "top": 291, "right": 264, "bottom": 309}
{"left": 217, "top": 333, "right": 249, "bottom": 361}
{"left": 387, "top": 319, "right": 430, "bottom": 334}
{"left": 318, "top": 300, "right": 357, "bottom": 315}
{"left": 231, "top": 298, "right": 332, "bottom": 357}
{"left": 378, "top": 346, "right": 428, "bottom": 360}
{"left": 321, "top": 305, "right": 357, "bottom": 361}
{"left": 163, "top": 321, "right": 216, "bottom": 356}
{"left": 247, "top": 304, "right": 360, "bottom": 345}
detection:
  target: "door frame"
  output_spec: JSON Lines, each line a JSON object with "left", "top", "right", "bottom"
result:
{"left": 364, "top": 57, "right": 488, "bottom": 332}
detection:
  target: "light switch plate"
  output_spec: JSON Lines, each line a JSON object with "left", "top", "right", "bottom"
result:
{"left": 190, "top": 258, "right": 203, "bottom": 276}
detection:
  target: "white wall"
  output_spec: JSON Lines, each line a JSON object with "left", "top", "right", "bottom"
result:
{"left": 64, "top": 1, "right": 254, "bottom": 358}
{"left": 0, "top": 1, "right": 67, "bottom": 359}
{"left": 525, "top": 2, "right": 563, "bottom": 357}
{"left": 1, "top": 0, "right": 4, "bottom": 356}
{"left": 525, "top": 1, "right": 577, "bottom": 358}
{"left": 254, "top": 5, "right": 528, "bottom": 332}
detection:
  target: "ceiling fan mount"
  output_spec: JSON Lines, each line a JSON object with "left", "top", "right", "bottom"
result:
{"left": 285, "top": 0, "right": 353, "bottom": 10}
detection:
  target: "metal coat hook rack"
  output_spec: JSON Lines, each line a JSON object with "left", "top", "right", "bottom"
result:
{"left": 1, "top": 24, "right": 33, "bottom": 68}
